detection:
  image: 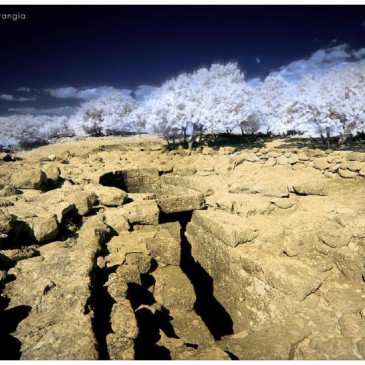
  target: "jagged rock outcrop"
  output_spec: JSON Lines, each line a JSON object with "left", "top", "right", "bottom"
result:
{"left": 1, "top": 136, "right": 364, "bottom": 360}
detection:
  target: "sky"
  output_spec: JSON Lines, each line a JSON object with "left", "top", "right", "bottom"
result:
{"left": 1, "top": 5, "right": 365, "bottom": 116}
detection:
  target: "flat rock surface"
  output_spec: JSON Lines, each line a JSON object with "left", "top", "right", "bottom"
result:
{"left": 0, "top": 136, "right": 364, "bottom": 360}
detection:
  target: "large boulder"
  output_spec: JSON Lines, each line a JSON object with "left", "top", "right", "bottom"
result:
{"left": 191, "top": 210, "right": 259, "bottom": 248}
{"left": 146, "top": 228, "right": 181, "bottom": 266}
{"left": 157, "top": 189, "right": 205, "bottom": 214}
{"left": 288, "top": 179, "right": 328, "bottom": 196}
{"left": 84, "top": 184, "right": 128, "bottom": 207}
{"left": 42, "top": 165, "right": 61, "bottom": 186}
{"left": 11, "top": 168, "right": 47, "bottom": 190}
{"left": 119, "top": 200, "right": 159, "bottom": 225}
{"left": 31, "top": 215, "right": 59, "bottom": 243}
{"left": 152, "top": 266, "right": 195, "bottom": 312}
{"left": 102, "top": 208, "right": 130, "bottom": 233}
{"left": 4, "top": 215, "right": 110, "bottom": 359}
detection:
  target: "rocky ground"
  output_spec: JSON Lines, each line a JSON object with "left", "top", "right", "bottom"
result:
{"left": 0, "top": 135, "right": 364, "bottom": 360}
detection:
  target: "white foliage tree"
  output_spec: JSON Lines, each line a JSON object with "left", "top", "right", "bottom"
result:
{"left": 289, "top": 62, "right": 365, "bottom": 146}
{"left": 134, "top": 62, "right": 259, "bottom": 145}
{"left": 0, "top": 114, "right": 73, "bottom": 149}
{"left": 257, "top": 75, "right": 298, "bottom": 135}
{"left": 70, "top": 92, "right": 138, "bottom": 136}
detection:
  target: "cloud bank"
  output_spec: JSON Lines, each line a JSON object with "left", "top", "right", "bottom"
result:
{"left": 0, "top": 94, "right": 36, "bottom": 102}
{"left": 46, "top": 86, "right": 133, "bottom": 100}
{"left": 270, "top": 44, "right": 365, "bottom": 82}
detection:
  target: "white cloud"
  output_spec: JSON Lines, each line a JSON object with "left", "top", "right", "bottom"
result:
{"left": 256, "top": 57, "right": 261, "bottom": 64}
{"left": 0, "top": 94, "right": 35, "bottom": 101}
{"left": 36, "top": 106, "right": 78, "bottom": 116}
{"left": 353, "top": 48, "right": 365, "bottom": 59}
{"left": 18, "top": 87, "right": 31, "bottom": 93}
{"left": 0, "top": 94, "right": 15, "bottom": 101}
{"left": 270, "top": 44, "right": 365, "bottom": 82}
{"left": 7, "top": 106, "right": 78, "bottom": 116}
{"left": 8, "top": 107, "right": 37, "bottom": 113}
{"left": 46, "top": 86, "right": 133, "bottom": 100}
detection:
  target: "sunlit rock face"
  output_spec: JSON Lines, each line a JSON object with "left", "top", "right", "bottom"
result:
{"left": 0, "top": 136, "right": 365, "bottom": 360}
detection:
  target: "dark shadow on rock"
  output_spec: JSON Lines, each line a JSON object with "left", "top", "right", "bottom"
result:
{"left": 0, "top": 304, "right": 31, "bottom": 360}
{"left": 127, "top": 278, "right": 174, "bottom": 359}
{"left": 99, "top": 171, "right": 128, "bottom": 192}
{"left": 133, "top": 307, "right": 171, "bottom": 360}
{"left": 173, "top": 211, "right": 234, "bottom": 340}
{"left": 90, "top": 265, "right": 116, "bottom": 360}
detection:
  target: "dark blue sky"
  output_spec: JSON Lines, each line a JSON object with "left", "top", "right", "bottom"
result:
{"left": 1, "top": 5, "right": 365, "bottom": 114}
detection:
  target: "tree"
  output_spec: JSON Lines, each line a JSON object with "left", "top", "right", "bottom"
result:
{"left": 257, "top": 75, "right": 298, "bottom": 135}
{"left": 70, "top": 93, "right": 138, "bottom": 136}
{"left": 136, "top": 62, "right": 260, "bottom": 147}
{"left": 290, "top": 62, "right": 365, "bottom": 147}
{"left": 0, "top": 114, "right": 73, "bottom": 150}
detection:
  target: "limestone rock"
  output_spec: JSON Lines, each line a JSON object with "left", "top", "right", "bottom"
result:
{"left": 102, "top": 208, "right": 130, "bottom": 233}
{"left": 42, "top": 165, "right": 61, "bottom": 185}
{"left": 0, "top": 184, "right": 22, "bottom": 197}
{"left": 31, "top": 215, "right": 59, "bottom": 243}
{"left": 67, "top": 190, "right": 94, "bottom": 216}
{"left": 277, "top": 156, "right": 289, "bottom": 165}
{"left": 297, "top": 153, "right": 310, "bottom": 161}
{"left": 0, "top": 209, "right": 13, "bottom": 235}
{"left": 191, "top": 210, "right": 259, "bottom": 247}
{"left": 174, "top": 167, "right": 197, "bottom": 176}
{"left": 202, "top": 147, "right": 215, "bottom": 155}
{"left": 239, "top": 254, "right": 322, "bottom": 301}
{"left": 157, "top": 192, "right": 205, "bottom": 214}
{"left": 338, "top": 169, "right": 358, "bottom": 178}
{"left": 170, "top": 309, "right": 215, "bottom": 345}
{"left": 318, "top": 227, "right": 353, "bottom": 248}
{"left": 295, "top": 336, "right": 361, "bottom": 360}
{"left": 266, "top": 157, "right": 277, "bottom": 166}
{"left": 3, "top": 215, "right": 109, "bottom": 359}
{"left": 346, "top": 152, "right": 365, "bottom": 162}
{"left": 218, "top": 146, "right": 237, "bottom": 155}
{"left": 147, "top": 229, "right": 181, "bottom": 266}
{"left": 288, "top": 180, "right": 328, "bottom": 196}
{"left": 0, "top": 152, "right": 13, "bottom": 162}
{"left": 152, "top": 266, "right": 195, "bottom": 311}
{"left": 229, "top": 181, "right": 289, "bottom": 198}
{"left": 0, "top": 247, "right": 39, "bottom": 262}
{"left": 105, "top": 232, "right": 152, "bottom": 272}
{"left": 110, "top": 299, "right": 138, "bottom": 339}
{"left": 106, "top": 267, "right": 129, "bottom": 299}
{"left": 107, "top": 335, "right": 135, "bottom": 360}
{"left": 12, "top": 168, "right": 47, "bottom": 190}
{"left": 331, "top": 246, "right": 365, "bottom": 282}
{"left": 84, "top": 184, "right": 128, "bottom": 207}
{"left": 288, "top": 155, "right": 299, "bottom": 164}
{"left": 119, "top": 200, "right": 159, "bottom": 225}
{"left": 357, "top": 338, "right": 365, "bottom": 358}
{"left": 340, "top": 161, "right": 363, "bottom": 172}
{"left": 314, "top": 158, "right": 330, "bottom": 171}
{"left": 222, "top": 320, "right": 311, "bottom": 360}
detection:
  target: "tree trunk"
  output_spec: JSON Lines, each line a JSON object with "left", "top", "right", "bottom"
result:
{"left": 325, "top": 128, "right": 331, "bottom": 150}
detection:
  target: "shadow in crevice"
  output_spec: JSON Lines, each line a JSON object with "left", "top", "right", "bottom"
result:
{"left": 127, "top": 277, "right": 175, "bottom": 360}
{"left": 0, "top": 299, "right": 31, "bottom": 360}
{"left": 90, "top": 265, "right": 116, "bottom": 360}
{"left": 170, "top": 211, "right": 234, "bottom": 341}
{"left": 133, "top": 307, "right": 171, "bottom": 360}
{"left": 225, "top": 350, "right": 239, "bottom": 360}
